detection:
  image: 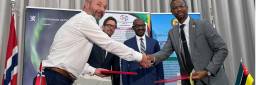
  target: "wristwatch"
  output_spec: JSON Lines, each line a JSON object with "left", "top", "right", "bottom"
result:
{"left": 204, "top": 68, "right": 211, "bottom": 76}
{"left": 207, "top": 71, "right": 211, "bottom": 76}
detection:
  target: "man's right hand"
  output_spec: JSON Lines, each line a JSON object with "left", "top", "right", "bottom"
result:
{"left": 139, "top": 54, "right": 153, "bottom": 68}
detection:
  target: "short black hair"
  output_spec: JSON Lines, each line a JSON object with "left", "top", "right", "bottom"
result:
{"left": 132, "top": 18, "right": 145, "bottom": 26}
{"left": 170, "top": 0, "right": 188, "bottom": 9}
{"left": 103, "top": 17, "right": 117, "bottom": 27}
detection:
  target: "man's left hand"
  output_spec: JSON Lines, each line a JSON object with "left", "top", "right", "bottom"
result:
{"left": 191, "top": 70, "right": 208, "bottom": 80}
{"left": 94, "top": 68, "right": 110, "bottom": 77}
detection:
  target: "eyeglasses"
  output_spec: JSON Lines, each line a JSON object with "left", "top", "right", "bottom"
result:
{"left": 171, "top": 3, "right": 186, "bottom": 10}
{"left": 133, "top": 24, "right": 146, "bottom": 29}
{"left": 104, "top": 24, "right": 116, "bottom": 29}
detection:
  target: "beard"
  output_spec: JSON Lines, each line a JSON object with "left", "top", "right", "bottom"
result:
{"left": 174, "top": 14, "right": 188, "bottom": 23}
{"left": 92, "top": 10, "right": 104, "bottom": 21}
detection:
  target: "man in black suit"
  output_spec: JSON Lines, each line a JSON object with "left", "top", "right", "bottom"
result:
{"left": 87, "top": 17, "right": 120, "bottom": 85}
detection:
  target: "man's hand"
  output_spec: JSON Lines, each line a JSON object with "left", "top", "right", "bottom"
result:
{"left": 147, "top": 55, "right": 155, "bottom": 64}
{"left": 94, "top": 68, "right": 110, "bottom": 77}
{"left": 191, "top": 70, "right": 208, "bottom": 80}
{"left": 139, "top": 54, "right": 152, "bottom": 68}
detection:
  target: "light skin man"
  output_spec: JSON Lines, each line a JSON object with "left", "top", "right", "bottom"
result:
{"left": 87, "top": 17, "right": 120, "bottom": 85}
{"left": 102, "top": 17, "right": 117, "bottom": 37}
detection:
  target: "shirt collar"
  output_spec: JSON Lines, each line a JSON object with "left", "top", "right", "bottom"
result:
{"left": 179, "top": 16, "right": 190, "bottom": 26}
{"left": 136, "top": 35, "right": 146, "bottom": 41}
{"left": 81, "top": 11, "right": 97, "bottom": 24}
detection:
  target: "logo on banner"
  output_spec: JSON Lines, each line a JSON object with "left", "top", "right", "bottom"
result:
{"left": 119, "top": 15, "right": 129, "bottom": 25}
{"left": 120, "top": 15, "right": 128, "bottom": 21}
{"left": 29, "top": 16, "right": 36, "bottom": 22}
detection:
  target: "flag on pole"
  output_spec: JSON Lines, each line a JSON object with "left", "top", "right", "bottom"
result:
{"left": 235, "top": 62, "right": 254, "bottom": 85}
{"left": 2, "top": 14, "right": 18, "bottom": 85}
{"left": 33, "top": 62, "right": 46, "bottom": 85}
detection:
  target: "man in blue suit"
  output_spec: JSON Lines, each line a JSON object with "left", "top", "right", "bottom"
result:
{"left": 121, "top": 19, "right": 164, "bottom": 85}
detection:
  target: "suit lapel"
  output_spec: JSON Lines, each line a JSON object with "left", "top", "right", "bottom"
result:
{"left": 131, "top": 37, "right": 140, "bottom": 52}
{"left": 189, "top": 19, "right": 196, "bottom": 54}
{"left": 172, "top": 25, "right": 181, "bottom": 54}
{"left": 172, "top": 25, "right": 189, "bottom": 71}
{"left": 145, "top": 36, "right": 151, "bottom": 53}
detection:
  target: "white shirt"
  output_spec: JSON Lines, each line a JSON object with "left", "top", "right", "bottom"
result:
{"left": 42, "top": 11, "right": 142, "bottom": 77}
{"left": 179, "top": 16, "right": 190, "bottom": 50}
{"left": 135, "top": 35, "right": 146, "bottom": 52}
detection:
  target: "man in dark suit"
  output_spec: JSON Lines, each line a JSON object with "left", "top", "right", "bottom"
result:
{"left": 87, "top": 17, "right": 120, "bottom": 85}
{"left": 146, "top": 0, "right": 229, "bottom": 85}
{"left": 121, "top": 19, "right": 164, "bottom": 85}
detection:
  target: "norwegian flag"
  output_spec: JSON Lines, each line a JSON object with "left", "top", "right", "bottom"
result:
{"left": 2, "top": 15, "right": 18, "bottom": 85}
{"left": 33, "top": 62, "right": 46, "bottom": 85}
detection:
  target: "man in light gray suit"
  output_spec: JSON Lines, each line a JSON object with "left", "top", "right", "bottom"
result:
{"left": 147, "top": 0, "right": 229, "bottom": 85}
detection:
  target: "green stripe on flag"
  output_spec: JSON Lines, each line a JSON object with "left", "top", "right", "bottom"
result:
{"left": 235, "top": 63, "right": 244, "bottom": 85}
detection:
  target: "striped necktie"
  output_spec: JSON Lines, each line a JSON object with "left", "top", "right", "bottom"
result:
{"left": 140, "top": 38, "right": 145, "bottom": 53}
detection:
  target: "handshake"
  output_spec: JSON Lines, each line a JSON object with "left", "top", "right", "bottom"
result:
{"left": 139, "top": 54, "right": 155, "bottom": 68}
{"left": 94, "top": 54, "right": 156, "bottom": 77}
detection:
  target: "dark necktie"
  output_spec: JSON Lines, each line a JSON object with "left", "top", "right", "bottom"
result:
{"left": 140, "top": 38, "right": 145, "bottom": 53}
{"left": 180, "top": 24, "right": 194, "bottom": 73}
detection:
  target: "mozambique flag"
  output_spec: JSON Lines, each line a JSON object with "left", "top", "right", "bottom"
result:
{"left": 235, "top": 62, "right": 254, "bottom": 85}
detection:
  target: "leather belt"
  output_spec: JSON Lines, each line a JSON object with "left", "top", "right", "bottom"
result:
{"left": 45, "top": 67, "right": 77, "bottom": 81}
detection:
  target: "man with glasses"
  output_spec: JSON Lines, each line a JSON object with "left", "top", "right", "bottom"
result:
{"left": 121, "top": 19, "right": 164, "bottom": 85}
{"left": 87, "top": 17, "right": 120, "bottom": 85}
{"left": 147, "top": 0, "right": 229, "bottom": 85}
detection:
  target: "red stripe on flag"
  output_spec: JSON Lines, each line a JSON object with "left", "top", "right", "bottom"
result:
{"left": 5, "top": 15, "right": 17, "bottom": 68}
{"left": 242, "top": 64, "right": 249, "bottom": 76}
{"left": 10, "top": 74, "right": 17, "bottom": 85}
{"left": 34, "top": 73, "right": 46, "bottom": 85}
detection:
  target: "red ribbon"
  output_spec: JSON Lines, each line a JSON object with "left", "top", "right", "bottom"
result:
{"left": 154, "top": 75, "right": 190, "bottom": 83}
{"left": 101, "top": 70, "right": 138, "bottom": 75}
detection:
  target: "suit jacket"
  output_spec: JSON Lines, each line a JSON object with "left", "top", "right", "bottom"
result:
{"left": 152, "top": 18, "right": 229, "bottom": 85}
{"left": 88, "top": 44, "right": 120, "bottom": 85}
{"left": 122, "top": 36, "right": 164, "bottom": 85}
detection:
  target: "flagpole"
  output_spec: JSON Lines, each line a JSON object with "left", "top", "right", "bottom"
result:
{"left": 11, "top": 0, "right": 15, "bottom": 15}
{"left": 16, "top": 0, "right": 27, "bottom": 84}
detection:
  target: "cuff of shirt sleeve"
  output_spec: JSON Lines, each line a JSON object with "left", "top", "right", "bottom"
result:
{"left": 204, "top": 68, "right": 212, "bottom": 76}
{"left": 88, "top": 66, "right": 96, "bottom": 76}
{"left": 135, "top": 52, "right": 142, "bottom": 62}
{"left": 82, "top": 64, "right": 96, "bottom": 76}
